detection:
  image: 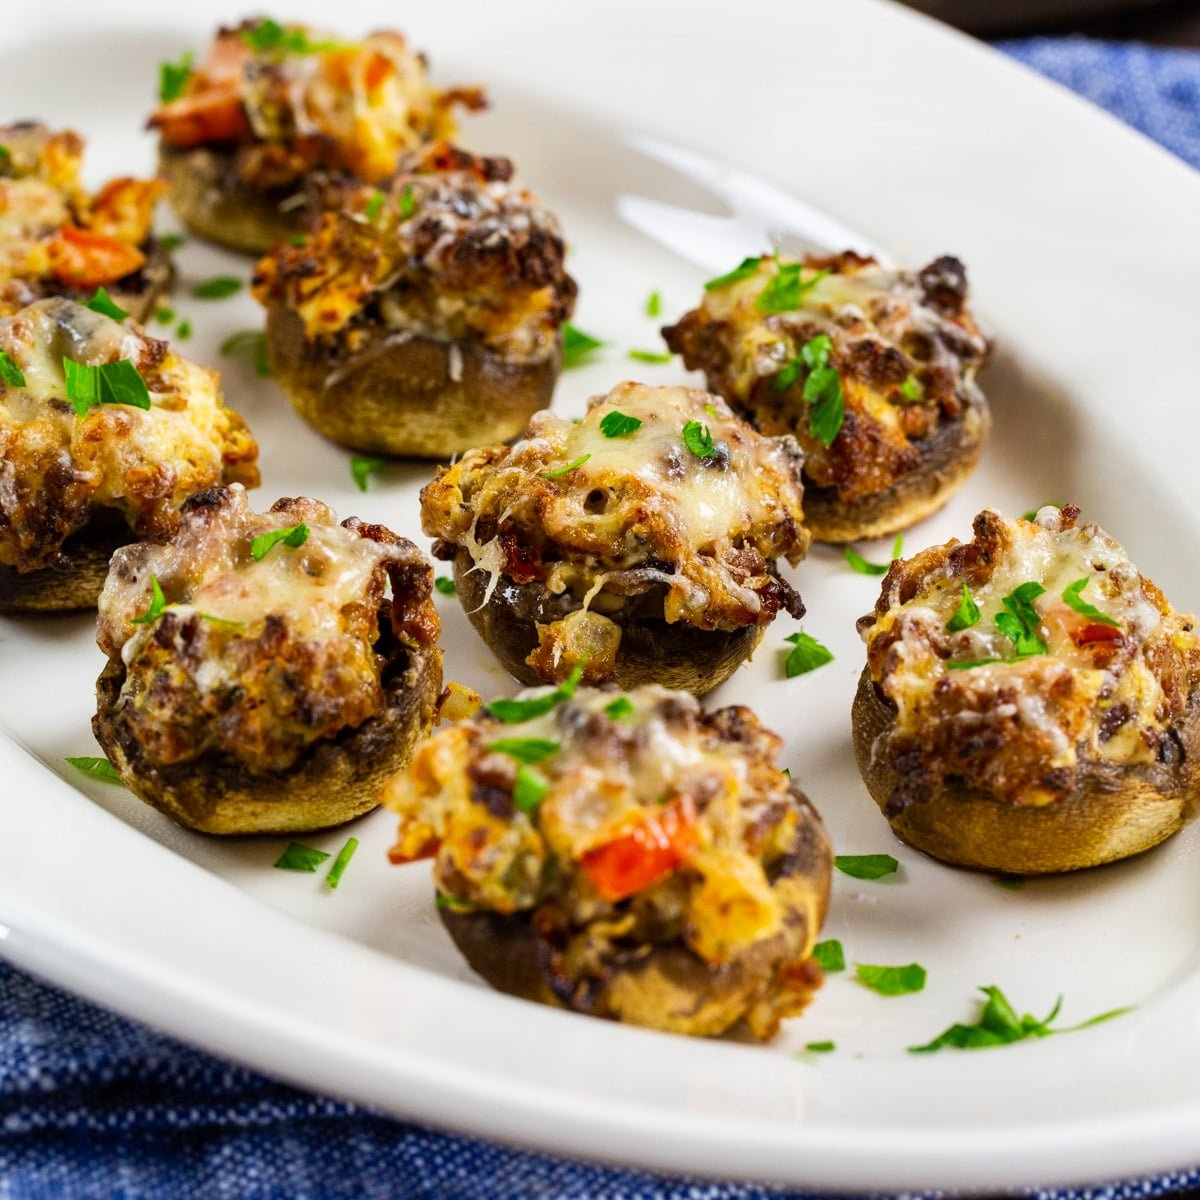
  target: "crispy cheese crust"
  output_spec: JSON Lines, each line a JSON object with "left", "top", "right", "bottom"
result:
{"left": 663, "top": 252, "right": 991, "bottom": 505}
{"left": 423, "top": 382, "right": 807, "bottom": 624}
{"left": 252, "top": 143, "right": 575, "bottom": 363}
{"left": 0, "top": 298, "right": 258, "bottom": 573}
{"left": 95, "top": 485, "right": 439, "bottom": 773}
{"left": 383, "top": 684, "right": 831, "bottom": 1039}
{"left": 0, "top": 122, "right": 165, "bottom": 315}
{"left": 858, "top": 505, "right": 1200, "bottom": 812}
{"left": 149, "top": 21, "right": 484, "bottom": 190}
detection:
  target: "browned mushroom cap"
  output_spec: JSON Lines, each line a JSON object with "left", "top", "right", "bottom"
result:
{"left": 94, "top": 625, "right": 442, "bottom": 835}
{"left": 802, "top": 397, "right": 988, "bottom": 543}
{"left": 852, "top": 665, "right": 1200, "bottom": 875}
{"left": 451, "top": 547, "right": 762, "bottom": 695}
{"left": 158, "top": 145, "right": 303, "bottom": 255}
{"left": 263, "top": 305, "right": 562, "bottom": 459}
{"left": 440, "top": 786, "right": 832, "bottom": 1038}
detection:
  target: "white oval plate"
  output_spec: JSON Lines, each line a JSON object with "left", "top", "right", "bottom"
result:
{"left": 3, "top": 1, "right": 1200, "bottom": 1192}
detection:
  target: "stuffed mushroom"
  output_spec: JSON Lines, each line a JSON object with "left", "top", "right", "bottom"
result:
{"left": 663, "top": 251, "right": 991, "bottom": 543}
{"left": 383, "top": 680, "right": 832, "bottom": 1039}
{"left": 421, "top": 381, "right": 809, "bottom": 694}
{"left": 853, "top": 504, "right": 1200, "bottom": 874}
{"left": 0, "top": 297, "right": 258, "bottom": 613}
{"left": 0, "top": 122, "right": 169, "bottom": 321}
{"left": 92, "top": 484, "right": 442, "bottom": 835}
{"left": 252, "top": 143, "right": 576, "bottom": 458}
{"left": 149, "top": 19, "right": 484, "bottom": 254}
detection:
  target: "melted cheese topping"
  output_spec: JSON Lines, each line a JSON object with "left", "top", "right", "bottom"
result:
{"left": 665, "top": 253, "right": 991, "bottom": 500}
{"left": 96, "top": 486, "right": 425, "bottom": 772}
{"left": 862, "top": 507, "right": 1200, "bottom": 803}
{"left": 251, "top": 146, "right": 573, "bottom": 361}
{"left": 420, "top": 382, "right": 809, "bottom": 629}
{"left": 0, "top": 298, "right": 259, "bottom": 571}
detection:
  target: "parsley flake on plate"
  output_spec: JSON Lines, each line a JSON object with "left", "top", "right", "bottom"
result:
{"left": 782, "top": 630, "right": 834, "bottom": 678}
{"left": 835, "top": 854, "right": 899, "bottom": 881}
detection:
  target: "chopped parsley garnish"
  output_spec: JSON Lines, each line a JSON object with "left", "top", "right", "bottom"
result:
{"left": 682, "top": 419, "right": 715, "bottom": 459}
{"left": 754, "top": 263, "right": 828, "bottom": 314}
{"left": 63, "top": 358, "right": 151, "bottom": 416}
{"left": 325, "top": 837, "right": 359, "bottom": 890}
{"left": 645, "top": 290, "right": 662, "bottom": 317}
{"left": 856, "top": 962, "right": 927, "bottom": 996}
{"left": 86, "top": 286, "right": 128, "bottom": 321}
{"left": 129, "top": 575, "right": 167, "bottom": 625}
{"left": 487, "top": 737, "right": 559, "bottom": 764}
{"left": 65, "top": 756, "right": 122, "bottom": 784}
{"left": 0, "top": 145, "right": 10, "bottom": 169}
{"left": 435, "top": 892, "right": 476, "bottom": 912}
{"left": 513, "top": 763, "right": 551, "bottom": 813}
{"left": 542, "top": 454, "right": 591, "bottom": 479}
{"left": 250, "top": 522, "right": 309, "bottom": 561}
{"left": 399, "top": 183, "right": 416, "bottom": 219}
{"left": 812, "top": 939, "right": 845, "bottom": 973}
{"left": 628, "top": 349, "right": 672, "bottom": 364}
{"left": 485, "top": 663, "right": 584, "bottom": 724}
{"left": 909, "top": 985, "right": 1132, "bottom": 1054}
{"left": 0, "top": 350, "right": 26, "bottom": 389}
{"left": 364, "top": 190, "right": 385, "bottom": 222}
{"left": 798, "top": 334, "right": 844, "bottom": 448}
{"left": 946, "top": 582, "right": 981, "bottom": 632}
{"left": 176, "top": 320, "right": 192, "bottom": 341}
{"left": 1062, "top": 577, "right": 1121, "bottom": 628}
{"left": 835, "top": 853, "right": 899, "bottom": 881}
{"left": 159, "top": 52, "right": 194, "bottom": 103}
{"left": 288, "top": 233, "right": 308, "bottom": 247}
{"left": 191, "top": 275, "right": 242, "bottom": 300}
{"left": 274, "top": 842, "right": 331, "bottom": 872}
{"left": 844, "top": 535, "right": 903, "bottom": 576}
{"left": 434, "top": 576, "right": 457, "bottom": 596}
{"left": 350, "top": 454, "right": 386, "bottom": 492}
{"left": 995, "top": 580, "right": 1047, "bottom": 657}
{"left": 783, "top": 630, "right": 834, "bottom": 678}
{"left": 155, "top": 307, "right": 176, "bottom": 324}
{"left": 599, "top": 410, "right": 643, "bottom": 438}
{"left": 804, "top": 1041, "right": 836, "bottom": 1053}
{"left": 993, "top": 876, "right": 1025, "bottom": 890}
{"left": 158, "top": 233, "right": 185, "bottom": 251}
{"left": 198, "top": 612, "right": 245, "bottom": 630}
{"left": 604, "top": 696, "right": 634, "bottom": 720}
{"left": 219, "top": 330, "right": 271, "bottom": 377}
{"left": 562, "top": 323, "right": 604, "bottom": 368}
{"left": 240, "top": 19, "right": 339, "bottom": 55}
{"left": 704, "top": 256, "right": 761, "bottom": 291}
{"left": 946, "top": 658, "right": 1001, "bottom": 671}
{"left": 899, "top": 375, "right": 923, "bottom": 401}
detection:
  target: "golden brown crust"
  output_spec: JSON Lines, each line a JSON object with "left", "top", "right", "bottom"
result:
{"left": 440, "top": 785, "right": 831, "bottom": 1038}
{"left": 263, "top": 303, "right": 562, "bottom": 458}
{"left": 852, "top": 665, "right": 1200, "bottom": 874}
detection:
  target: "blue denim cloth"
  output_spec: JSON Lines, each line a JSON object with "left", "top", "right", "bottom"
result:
{"left": 4, "top": 36, "right": 1200, "bottom": 1200}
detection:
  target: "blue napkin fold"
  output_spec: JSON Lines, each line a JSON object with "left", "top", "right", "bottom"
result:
{"left": 3, "top": 36, "right": 1199, "bottom": 1200}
